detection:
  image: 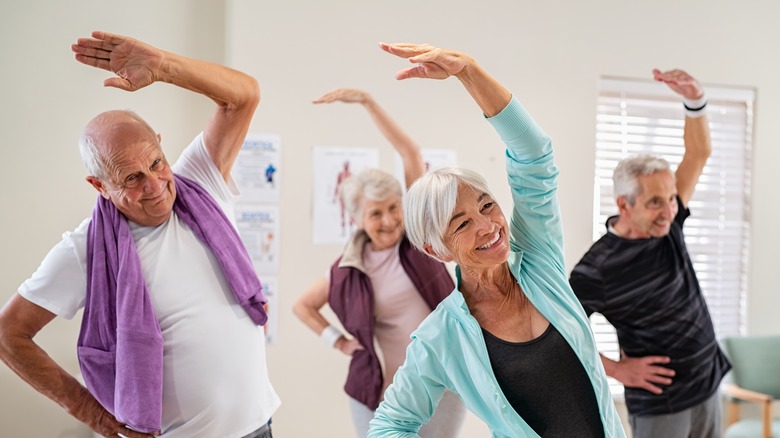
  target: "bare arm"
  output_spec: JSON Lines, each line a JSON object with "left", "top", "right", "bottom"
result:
{"left": 599, "top": 351, "right": 675, "bottom": 395}
{"left": 72, "top": 31, "right": 260, "bottom": 181}
{"left": 292, "top": 277, "right": 363, "bottom": 355}
{"left": 652, "top": 68, "right": 712, "bottom": 206}
{"left": 380, "top": 43, "right": 512, "bottom": 118}
{"left": 0, "top": 294, "right": 154, "bottom": 437}
{"left": 314, "top": 89, "right": 425, "bottom": 188}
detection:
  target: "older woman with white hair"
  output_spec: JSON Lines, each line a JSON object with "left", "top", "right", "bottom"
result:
{"left": 293, "top": 89, "right": 465, "bottom": 438}
{"left": 368, "top": 43, "right": 626, "bottom": 438}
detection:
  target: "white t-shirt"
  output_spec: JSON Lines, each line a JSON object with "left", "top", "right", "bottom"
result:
{"left": 19, "top": 134, "right": 280, "bottom": 438}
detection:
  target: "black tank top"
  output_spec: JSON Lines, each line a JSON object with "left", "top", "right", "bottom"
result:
{"left": 482, "top": 324, "right": 604, "bottom": 437}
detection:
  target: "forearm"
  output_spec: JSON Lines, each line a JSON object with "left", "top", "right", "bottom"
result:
{"left": 0, "top": 332, "right": 106, "bottom": 424}
{"left": 362, "top": 98, "right": 425, "bottom": 187}
{"left": 683, "top": 115, "right": 712, "bottom": 162}
{"left": 599, "top": 353, "right": 618, "bottom": 379}
{"left": 157, "top": 50, "right": 259, "bottom": 112}
{"left": 491, "top": 97, "right": 562, "bottom": 257}
{"left": 675, "top": 114, "right": 711, "bottom": 204}
{"left": 369, "top": 346, "right": 439, "bottom": 437}
{"left": 370, "top": 400, "right": 424, "bottom": 437}
{"left": 455, "top": 61, "right": 512, "bottom": 118}
{"left": 159, "top": 51, "right": 259, "bottom": 179}
{"left": 0, "top": 294, "right": 116, "bottom": 432}
{"left": 368, "top": 417, "right": 420, "bottom": 438}
{"left": 294, "top": 307, "right": 330, "bottom": 335}
{"left": 292, "top": 276, "right": 334, "bottom": 336}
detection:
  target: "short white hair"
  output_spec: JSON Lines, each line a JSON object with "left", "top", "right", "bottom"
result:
{"left": 78, "top": 110, "right": 158, "bottom": 181}
{"left": 613, "top": 154, "right": 671, "bottom": 204}
{"left": 78, "top": 133, "right": 108, "bottom": 180}
{"left": 340, "top": 168, "right": 403, "bottom": 226}
{"left": 403, "top": 165, "right": 495, "bottom": 259}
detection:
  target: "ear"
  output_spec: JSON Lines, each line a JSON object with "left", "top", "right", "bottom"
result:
{"left": 616, "top": 196, "right": 631, "bottom": 216}
{"left": 157, "top": 133, "right": 162, "bottom": 145}
{"left": 86, "top": 176, "right": 111, "bottom": 199}
{"left": 423, "top": 243, "right": 453, "bottom": 263}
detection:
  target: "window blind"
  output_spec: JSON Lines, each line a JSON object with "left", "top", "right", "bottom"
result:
{"left": 592, "top": 77, "right": 754, "bottom": 395}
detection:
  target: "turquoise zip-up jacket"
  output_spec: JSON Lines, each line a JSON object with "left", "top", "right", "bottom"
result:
{"left": 368, "top": 97, "right": 626, "bottom": 438}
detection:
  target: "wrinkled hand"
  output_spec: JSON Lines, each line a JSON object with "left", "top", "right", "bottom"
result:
{"left": 104, "top": 423, "right": 158, "bottom": 438}
{"left": 613, "top": 353, "right": 675, "bottom": 395}
{"left": 71, "top": 31, "right": 164, "bottom": 92}
{"left": 72, "top": 389, "right": 158, "bottom": 437}
{"left": 652, "top": 68, "right": 704, "bottom": 100}
{"left": 335, "top": 336, "right": 365, "bottom": 356}
{"left": 379, "top": 42, "right": 471, "bottom": 81}
{"left": 313, "top": 88, "right": 371, "bottom": 105}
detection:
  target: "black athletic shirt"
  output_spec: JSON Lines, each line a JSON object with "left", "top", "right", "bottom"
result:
{"left": 482, "top": 324, "right": 604, "bottom": 437}
{"left": 569, "top": 197, "right": 731, "bottom": 416}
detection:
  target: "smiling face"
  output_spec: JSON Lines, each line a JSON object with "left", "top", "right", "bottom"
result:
{"left": 84, "top": 112, "right": 176, "bottom": 227}
{"left": 437, "top": 183, "right": 509, "bottom": 270}
{"left": 360, "top": 195, "right": 404, "bottom": 251}
{"left": 617, "top": 170, "right": 678, "bottom": 239}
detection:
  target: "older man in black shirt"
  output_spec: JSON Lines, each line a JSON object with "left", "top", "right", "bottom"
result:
{"left": 570, "top": 69, "right": 730, "bottom": 438}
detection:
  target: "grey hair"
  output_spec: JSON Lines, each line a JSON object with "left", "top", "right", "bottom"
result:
{"left": 78, "top": 110, "right": 158, "bottom": 180}
{"left": 403, "top": 164, "right": 495, "bottom": 260}
{"left": 78, "top": 132, "right": 108, "bottom": 180}
{"left": 613, "top": 154, "right": 672, "bottom": 204}
{"left": 340, "top": 168, "right": 403, "bottom": 226}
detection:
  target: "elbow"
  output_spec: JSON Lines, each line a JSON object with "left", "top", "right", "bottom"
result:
{"left": 698, "top": 137, "right": 713, "bottom": 159}
{"left": 291, "top": 300, "right": 302, "bottom": 319}
{"left": 247, "top": 76, "right": 261, "bottom": 110}
{"left": 0, "top": 316, "right": 18, "bottom": 364}
{"left": 227, "top": 74, "right": 260, "bottom": 113}
{"left": 0, "top": 308, "right": 12, "bottom": 351}
{"left": 291, "top": 299, "right": 308, "bottom": 321}
{"left": 691, "top": 145, "right": 712, "bottom": 164}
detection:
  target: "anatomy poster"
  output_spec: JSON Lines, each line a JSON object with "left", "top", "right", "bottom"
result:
{"left": 235, "top": 204, "right": 280, "bottom": 274}
{"left": 232, "top": 133, "right": 282, "bottom": 344}
{"left": 312, "top": 146, "right": 379, "bottom": 245}
{"left": 232, "top": 133, "right": 281, "bottom": 203}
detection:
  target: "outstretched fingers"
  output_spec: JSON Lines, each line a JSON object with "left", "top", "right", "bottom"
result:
{"left": 312, "top": 90, "right": 340, "bottom": 104}
{"left": 381, "top": 43, "right": 464, "bottom": 80}
{"left": 71, "top": 35, "right": 115, "bottom": 69}
{"left": 652, "top": 68, "right": 703, "bottom": 99}
{"left": 379, "top": 42, "right": 435, "bottom": 59}
{"left": 394, "top": 64, "right": 447, "bottom": 80}
{"left": 653, "top": 68, "right": 691, "bottom": 85}
{"left": 76, "top": 33, "right": 119, "bottom": 51}
{"left": 312, "top": 88, "right": 367, "bottom": 104}
{"left": 90, "top": 31, "right": 127, "bottom": 46}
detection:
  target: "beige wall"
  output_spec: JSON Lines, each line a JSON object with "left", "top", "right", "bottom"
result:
{"left": 1, "top": 0, "right": 778, "bottom": 436}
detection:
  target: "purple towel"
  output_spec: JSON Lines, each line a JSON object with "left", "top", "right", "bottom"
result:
{"left": 77, "top": 174, "right": 267, "bottom": 433}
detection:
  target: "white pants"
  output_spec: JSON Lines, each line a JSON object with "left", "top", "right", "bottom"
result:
{"left": 349, "top": 390, "right": 466, "bottom": 438}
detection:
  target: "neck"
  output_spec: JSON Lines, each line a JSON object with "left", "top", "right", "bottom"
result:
{"left": 612, "top": 216, "right": 644, "bottom": 239}
{"left": 460, "top": 262, "right": 515, "bottom": 301}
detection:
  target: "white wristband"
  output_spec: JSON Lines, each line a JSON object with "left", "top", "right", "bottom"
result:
{"left": 320, "top": 325, "right": 343, "bottom": 348}
{"left": 683, "top": 94, "right": 708, "bottom": 118}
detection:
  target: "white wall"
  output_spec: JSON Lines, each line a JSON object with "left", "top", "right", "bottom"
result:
{"left": 1, "top": 0, "right": 778, "bottom": 436}
{"left": 0, "top": 1, "right": 225, "bottom": 436}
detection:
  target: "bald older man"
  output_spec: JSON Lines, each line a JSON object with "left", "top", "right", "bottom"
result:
{"left": 0, "top": 31, "right": 279, "bottom": 438}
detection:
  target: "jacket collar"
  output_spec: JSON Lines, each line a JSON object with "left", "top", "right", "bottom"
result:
{"left": 338, "top": 229, "right": 370, "bottom": 271}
